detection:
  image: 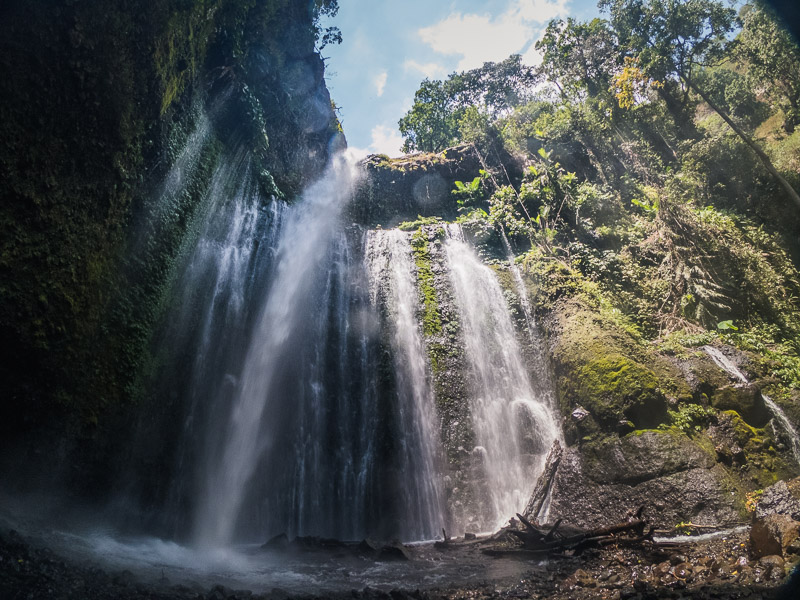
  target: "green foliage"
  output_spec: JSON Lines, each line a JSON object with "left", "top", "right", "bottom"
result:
{"left": 601, "top": 0, "right": 736, "bottom": 84}
{"left": 737, "top": 2, "right": 800, "bottom": 132}
{"left": 716, "top": 319, "right": 738, "bottom": 331}
{"left": 487, "top": 151, "right": 578, "bottom": 254}
{"left": 667, "top": 403, "right": 715, "bottom": 435}
{"left": 699, "top": 68, "right": 769, "bottom": 131}
{"left": 631, "top": 197, "right": 658, "bottom": 215}
{"left": 398, "top": 79, "right": 461, "bottom": 153}
{"left": 537, "top": 17, "right": 619, "bottom": 99}
{"left": 452, "top": 170, "right": 488, "bottom": 213}
{"left": 397, "top": 215, "right": 443, "bottom": 231}
{"left": 399, "top": 55, "right": 538, "bottom": 153}
{"left": 312, "top": 0, "right": 342, "bottom": 51}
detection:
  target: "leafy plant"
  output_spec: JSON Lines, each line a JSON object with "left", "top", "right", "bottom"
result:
{"left": 631, "top": 197, "right": 658, "bottom": 215}
{"left": 667, "top": 404, "right": 714, "bottom": 435}
{"left": 745, "top": 489, "right": 763, "bottom": 513}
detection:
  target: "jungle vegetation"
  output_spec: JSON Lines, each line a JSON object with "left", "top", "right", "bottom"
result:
{"left": 398, "top": 0, "right": 800, "bottom": 403}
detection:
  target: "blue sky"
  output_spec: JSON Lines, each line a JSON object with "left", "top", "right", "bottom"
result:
{"left": 321, "top": 0, "right": 602, "bottom": 157}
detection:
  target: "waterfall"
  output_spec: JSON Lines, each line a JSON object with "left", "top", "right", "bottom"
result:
{"left": 191, "top": 152, "right": 362, "bottom": 546}
{"left": 444, "top": 226, "right": 561, "bottom": 530}
{"left": 151, "top": 140, "right": 562, "bottom": 545}
{"left": 157, "top": 148, "right": 447, "bottom": 547}
{"left": 499, "top": 231, "right": 559, "bottom": 408}
{"left": 702, "top": 345, "right": 800, "bottom": 466}
{"left": 365, "top": 229, "right": 445, "bottom": 541}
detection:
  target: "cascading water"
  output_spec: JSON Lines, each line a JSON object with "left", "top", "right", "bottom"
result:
{"left": 444, "top": 226, "right": 561, "bottom": 530}
{"left": 155, "top": 148, "right": 287, "bottom": 536}
{"left": 499, "top": 231, "right": 558, "bottom": 406}
{"left": 702, "top": 345, "right": 800, "bottom": 466}
{"left": 365, "top": 229, "right": 445, "bottom": 541}
{"left": 192, "top": 152, "right": 364, "bottom": 546}
{"left": 161, "top": 149, "right": 447, "bottom": 547}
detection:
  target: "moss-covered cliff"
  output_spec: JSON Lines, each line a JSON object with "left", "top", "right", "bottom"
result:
{"left": 352, "top": 139, "right": 800, "bottom": 530}
{"left": 0, "top": 0, "right": 341, "bottom": 486}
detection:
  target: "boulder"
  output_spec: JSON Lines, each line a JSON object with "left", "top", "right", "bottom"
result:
{"left": 545, "top": 439, "right": 741, "bottom": 529}
{"left": 356, "top": 538, "right": 381, "bottom": 557}
{"left": 750, "top": 513, "right": 800, "bottom": 558}
{"left": 350, "top": 145, "right": 488, "bottom": 227}
{"left": 755, "top": 478, "right": 800, "bottom": 520}
{"left": 711, "top": 384, "right": 770, "bottom": 427}
{"left": 261, "top": 533, "right": 289, "bottom": 551}
{"left": 377, "top": 543, "right": 410, "bottom": 561}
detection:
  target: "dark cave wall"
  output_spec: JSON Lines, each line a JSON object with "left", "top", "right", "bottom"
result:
{"left": 0, "top": 0, "right": 341, "bottom": 491}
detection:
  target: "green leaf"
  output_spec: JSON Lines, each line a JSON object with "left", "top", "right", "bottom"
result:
{"left": 717, "top": 320, "right": 738, "bottom": 331}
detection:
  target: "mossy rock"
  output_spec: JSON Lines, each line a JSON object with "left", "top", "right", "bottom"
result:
{"left": 708, "top": 411, "right": 795, "bottom": 487}
{"left": 572, "top": 354, "right": 668, "bottom": 429}
{"left": 349, "top": 144, "right": 484, "bottom": 227}
{"left": 546, "top": 299, "right": 686, "bottom": 432}
{"left": 712, "top": 384, "right": 771, "bottom": 427}
{"left": 582, "top": 429, "right": 714, "bottom": 485}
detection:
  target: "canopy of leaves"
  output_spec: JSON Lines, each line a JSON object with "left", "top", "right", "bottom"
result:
{"left": 537, "top": 17, "right": 620, "bottom": 99}
{"left": 398, "top": 55, "right": 538, "bottom": 153}
{"left": 737, "top": 1, "right": 800, "bottom": 130}
{"left": 600, "top": 0, "right": 737, "bottom": 84}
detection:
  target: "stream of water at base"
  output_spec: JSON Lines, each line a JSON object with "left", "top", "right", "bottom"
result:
{"left": 702, "top": 345, "right": 800, "bottom": 466}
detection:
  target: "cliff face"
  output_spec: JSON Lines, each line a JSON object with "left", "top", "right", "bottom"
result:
{"left": 0, "top": 0, "right": 341, "bottom": 488}
{"left": 353, "top": 149, "right": 800, "bottom": 530}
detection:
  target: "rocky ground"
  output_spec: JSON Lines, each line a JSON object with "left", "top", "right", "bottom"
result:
{"left": 2, "top": 525, "right": 798, "bottom": 600}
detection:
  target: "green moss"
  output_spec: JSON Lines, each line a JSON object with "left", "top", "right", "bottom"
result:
{"left": 398, "top": 215, "right": 443, "bottom": 231}
{"left": 0, "top": 0, "right": 322, "bottom": 443}
{"left": 572, "top": 354, "right": 667, "bottom": 428}
{"left": 410, "top": 228, "right": 442, "bottom": 338}
{"left": 715, "top": 410, "right": 793, "bottom": 487}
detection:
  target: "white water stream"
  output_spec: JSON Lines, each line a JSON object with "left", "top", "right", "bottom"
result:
{"left": 365, "top": 229, "right": 445, "bottom": 540}
{"left": 445, "top": 226, "right": 561, "bottom": 530}
{"left": 702, "top": 345, "right": 800, "bottom": 466}
{"left": 193, "top": 152, "right": 360, "bottom": 546}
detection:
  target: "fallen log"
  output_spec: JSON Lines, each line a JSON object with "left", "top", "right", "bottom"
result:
{"left": 523, "top": 440, "right": 562, "bottom": 521}
{"left": 486, "top": 507, "right": 653, "bottom": 558}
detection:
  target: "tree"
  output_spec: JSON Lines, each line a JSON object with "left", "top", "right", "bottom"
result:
{"left": 398, "top": 79, "right": 461, "bottom": 153}
{"left": 698, "top": 68, "right": 768, "bottom": 130}
{"left": 312, "top": 0, "right": 342, "bottom": 51}
{"left": 602, "top": 0, "right": 800, "bottom": 209}
{"left": 737, "top": 1, "right": 800, "bottom": 132}
{"left": 398, "top": 55, "right": 539, "bottom": 153}
{"left": 537, "top": 18, "right": 620, "bottom": 100}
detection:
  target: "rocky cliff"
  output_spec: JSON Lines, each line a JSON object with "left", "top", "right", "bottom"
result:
{"left": 0, "top": 0, "right": 341, "bottom": 493}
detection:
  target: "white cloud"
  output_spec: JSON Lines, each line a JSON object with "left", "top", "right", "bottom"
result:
{"left": 514, "top": 0, "right": 569, "bottom": 24}
{"left": 520, "top": 40, "right": 545, "bottom": 67}
{"left": 374, "top": 71, "right": 388, "bottom": 97}
{"left": 403, "top": 59, "right": 447, "bottom": 79}
{"left": 417, "top": 0, "right": 568, "bottom": 71}
{"left": 347, "top": 145, "right": 371, "bottom": 160}
{"left": 369, "top": 124, "right": 405, "bottom": 156}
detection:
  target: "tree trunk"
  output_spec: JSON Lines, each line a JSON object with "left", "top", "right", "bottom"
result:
{"left": 523, "top": 439, "right": 562, "bottom": 521}
{"left": 687, "top": 78, "right": 800, "bottom": 210}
